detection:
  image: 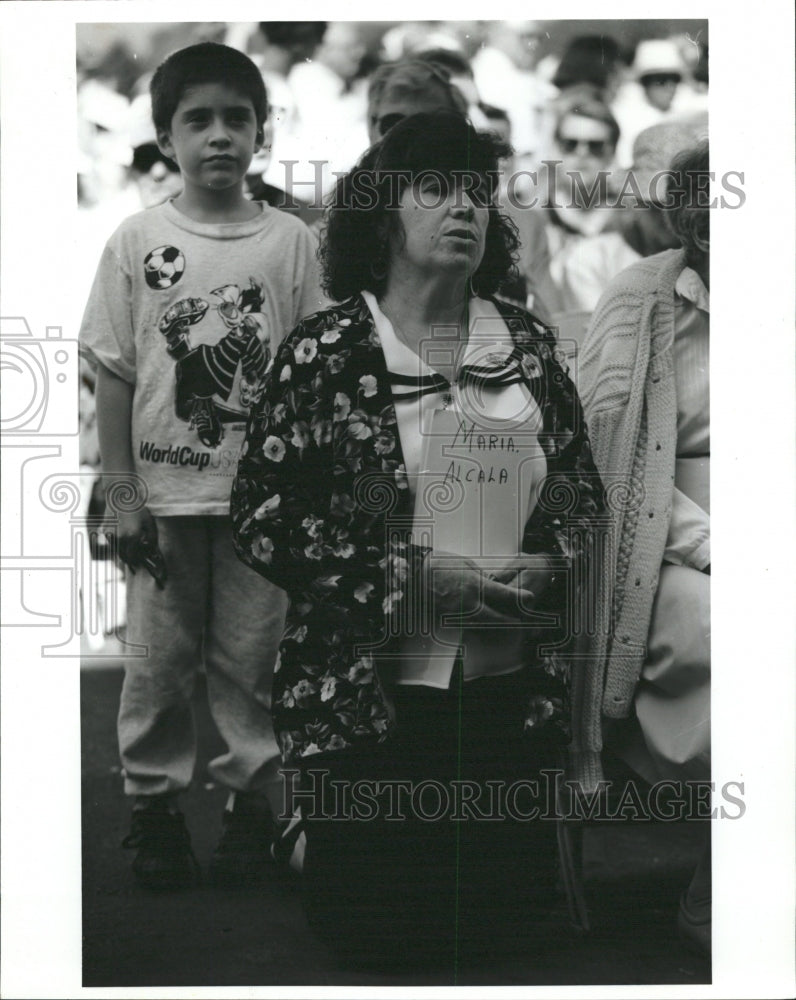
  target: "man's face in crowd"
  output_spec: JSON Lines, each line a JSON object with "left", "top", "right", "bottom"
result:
{"left": 641, "top": 73, "right": 681, "bottom": 112}
{"left": 555, "top": 113, "right": 616, "bottom": 206}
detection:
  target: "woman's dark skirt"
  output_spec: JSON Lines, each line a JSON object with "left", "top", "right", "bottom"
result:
{"left": 299, "top": 666, "right": 561, "bottom": 966}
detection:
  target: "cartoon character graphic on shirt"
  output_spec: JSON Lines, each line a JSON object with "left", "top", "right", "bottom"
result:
{"left": 158, "top": 279, "right": 270, "bottom": 448}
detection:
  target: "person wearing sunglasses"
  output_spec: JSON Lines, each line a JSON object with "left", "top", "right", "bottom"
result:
{"left": 542, "top": 91, "right": 623, "bottom": 311}
{"left": 124, "top": 93, "right": 184, "bottom": 210}
{"left": 555, "top": 116, "right": 704, "bottom": 313}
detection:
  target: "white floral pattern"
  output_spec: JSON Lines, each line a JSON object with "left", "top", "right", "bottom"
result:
{"left": 231, "top": 294, "right": 606, "bottom": 761}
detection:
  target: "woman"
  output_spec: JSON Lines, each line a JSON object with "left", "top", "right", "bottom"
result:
{"left": 231, "top": 112, "right": 605, "bottom": 964}
{"left": 579, "top": 140, "right": 711, "bottom": 953}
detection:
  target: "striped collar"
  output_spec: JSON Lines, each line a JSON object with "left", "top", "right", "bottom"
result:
{"left": 361, "top": 291, "right": 528, "bottom": 401}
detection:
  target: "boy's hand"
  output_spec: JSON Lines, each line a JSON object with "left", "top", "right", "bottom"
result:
{"left": 104, "top": 507, "right": 167, "bottom": 588}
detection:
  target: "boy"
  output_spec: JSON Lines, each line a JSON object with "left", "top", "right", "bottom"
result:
{"left": 80, "top": 42, "right": 323, "bottom": 889}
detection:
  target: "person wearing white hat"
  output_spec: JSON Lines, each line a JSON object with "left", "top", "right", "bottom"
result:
{"left": 612, "top": 37, "right": 688, "bottom": 167}
{"left": 633, "top": 39, "right": 686, "bottom": 112}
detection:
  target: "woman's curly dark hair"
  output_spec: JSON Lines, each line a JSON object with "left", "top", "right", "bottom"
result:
{"left": 319, "top": 111, "right": 520, "bottom": 302}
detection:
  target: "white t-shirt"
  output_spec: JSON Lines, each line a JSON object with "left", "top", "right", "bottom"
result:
{"left": 80, "top": 200, "right": 324, "bottom": 515}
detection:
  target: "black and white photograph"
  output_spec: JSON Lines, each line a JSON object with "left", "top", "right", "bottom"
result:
{"left": 0, "top": 2, "right": 794, "bottom": 997}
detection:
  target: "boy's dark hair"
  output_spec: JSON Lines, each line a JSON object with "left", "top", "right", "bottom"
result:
{"left": 150, "top": 42, "right": 268, "bottom": 135}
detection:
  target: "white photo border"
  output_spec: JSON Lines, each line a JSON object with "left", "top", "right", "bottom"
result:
{"left": 1, "top": 1, "right": 794, "bottom": 997}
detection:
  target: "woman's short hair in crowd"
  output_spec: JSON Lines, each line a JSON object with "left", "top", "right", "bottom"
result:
{"left": 553, "top": 90, "right": 621, "bottom": 150}
{"left": 666, "top": 140, "right": 710, "bottom": 260}
{"left": 320, "top": 111, "right": 520, "bottom": 302}
{"left": 150, "top": 42, "right": 268, "bottom": 135}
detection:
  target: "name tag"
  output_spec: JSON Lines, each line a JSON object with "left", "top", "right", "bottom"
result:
{"left": 393, "top": 402, "right": 547, "bottom": 686}
{"left": 412, "top": 406, "right": 545, "bottom": 562}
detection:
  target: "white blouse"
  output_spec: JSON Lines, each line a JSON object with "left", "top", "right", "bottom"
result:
{"left": 362, "top": 291, "right": 549, "bottom": 688}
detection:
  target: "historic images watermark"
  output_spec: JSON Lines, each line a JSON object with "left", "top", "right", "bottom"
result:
{"left": 277, "top": 769, "right": 745, "bottom": 824}
{"left": 269, "top": 161, "right": 745, "bottom": 212}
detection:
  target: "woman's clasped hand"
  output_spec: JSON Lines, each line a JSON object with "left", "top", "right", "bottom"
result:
{"left": 420, "top": 550, "right": 556, "bottom": 626}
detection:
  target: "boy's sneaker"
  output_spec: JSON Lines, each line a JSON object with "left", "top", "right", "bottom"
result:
{"left": 122, "top": 797, "right": 200, "bottom": 890}
{"left": 208, "top": 791, "right": 276, "bottom": 888}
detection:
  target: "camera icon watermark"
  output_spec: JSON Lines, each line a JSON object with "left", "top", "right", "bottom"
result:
{"left": 0, "top": 316, "right": 141, "bottom": 658}
{"left": 0, "top": 317, "right": 78, "bottom": 436}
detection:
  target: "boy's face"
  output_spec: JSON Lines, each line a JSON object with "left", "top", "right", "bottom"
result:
{"left": 157, "top": 82, "right": 263, "bottom": 195}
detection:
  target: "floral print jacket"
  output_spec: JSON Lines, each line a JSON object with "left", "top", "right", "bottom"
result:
{"left": 231, "top": 293, "right": 606, "bottom": 763}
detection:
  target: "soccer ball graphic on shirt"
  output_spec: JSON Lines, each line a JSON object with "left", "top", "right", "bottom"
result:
{"left": 144, "top": 245, "right": 185, "bottom": 289}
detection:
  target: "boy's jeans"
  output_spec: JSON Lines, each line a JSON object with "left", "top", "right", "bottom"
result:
{"left": 119, "top": 515, "right": 288, "bottom": 809}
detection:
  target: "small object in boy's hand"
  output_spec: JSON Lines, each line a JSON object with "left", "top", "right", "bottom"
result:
{"left": 141, "top": 547, "right": 167, "bottom": 588}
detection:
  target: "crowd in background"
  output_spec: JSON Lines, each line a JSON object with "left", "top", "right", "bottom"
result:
{"left": 76, "top": 20, "right": 708, "bottom": 298}
{"left": 73, "top": 22, "right": 713, "bottom": 955}
{"left": 77, "top": 17, "right": 709, "bottom": 558}
{"left": 77, "top": 20, "right": 708, "bottom": 204}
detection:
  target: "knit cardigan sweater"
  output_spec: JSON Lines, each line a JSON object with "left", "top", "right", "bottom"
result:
{"left": 573, "top": 248, "right": 689, "bottom": 790}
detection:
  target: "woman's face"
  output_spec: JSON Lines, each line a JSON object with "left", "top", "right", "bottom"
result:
{"left": 388, "top": 172, "right": 490, "bottom": 280}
